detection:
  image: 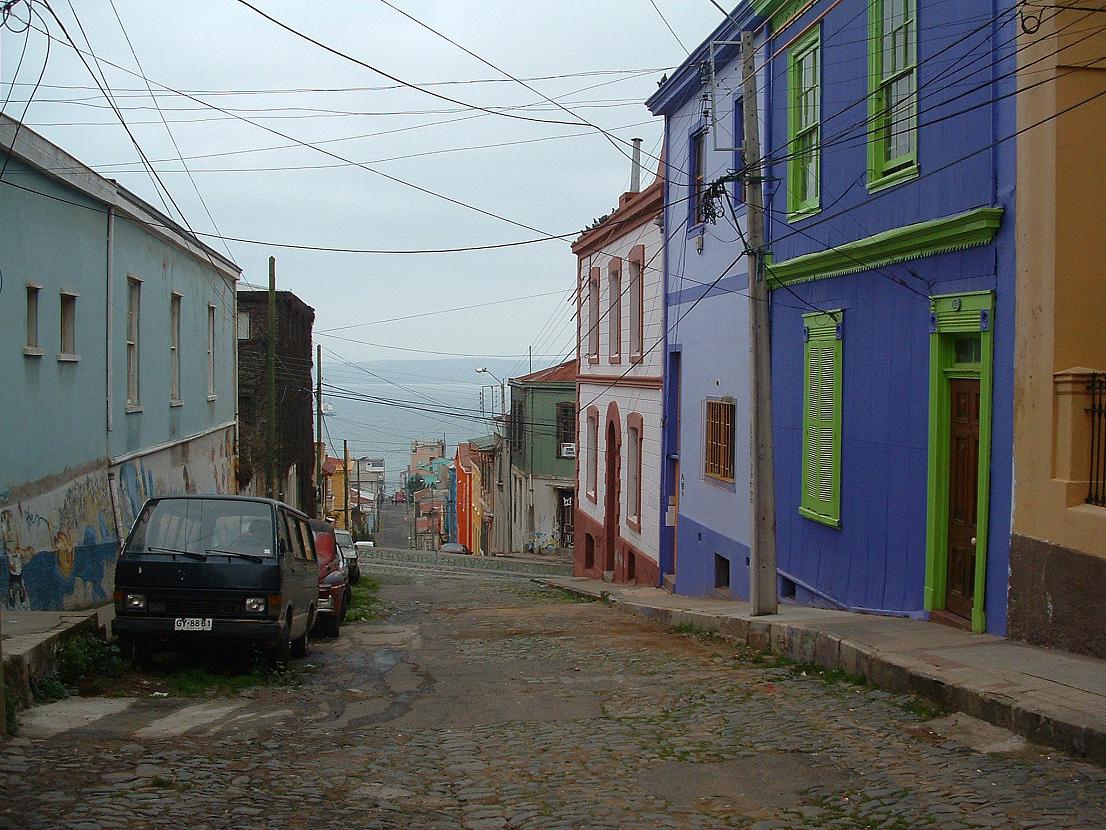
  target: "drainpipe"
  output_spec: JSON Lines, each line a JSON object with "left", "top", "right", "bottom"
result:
{"left": 106, "top": 207, "right": 114, "bottom": 436}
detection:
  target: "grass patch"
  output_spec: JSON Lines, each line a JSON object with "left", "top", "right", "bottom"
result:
{"left": 896, "top": 694, "right": 949, "bottom": 721}
{"left": 57, "top": 633, "right": 125, "bottom": 687}
{"left": 671, "top": 623, "right": 734, "bottom": 646}
{"left": 345, "top": 575, "right": 385, "bottom": 622}
{"left": 145, "top": 651, "right": 311, "bottom": 697}
{"left": 31, "top": 672, "right": 70, "bottom": 704}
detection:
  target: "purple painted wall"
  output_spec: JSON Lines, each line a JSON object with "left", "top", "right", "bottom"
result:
{"left": 763, "top": 0, "right": 1017, "bottom": 632}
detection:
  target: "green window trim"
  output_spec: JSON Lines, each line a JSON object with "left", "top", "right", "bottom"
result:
{"left": 767, "top": 206, "right": 1003, "bottom": 286}
{"left": 752, "top": 0, "right": 818, "bottom": 29}
{"left": 800, "top": 310, "right": 843, "bottom": 527}
{"left": 924, "top": 290, "right": 994, "bottom": 634}
{"left": 787, "top": 26, "right": 822, "bottom": 220}
{"left": 867, "top": 0, "right": 918, "bottom": 191}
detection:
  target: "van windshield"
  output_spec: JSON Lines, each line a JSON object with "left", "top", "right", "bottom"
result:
{"left": 126, "top": 499, "right": 276, "bottom": 558}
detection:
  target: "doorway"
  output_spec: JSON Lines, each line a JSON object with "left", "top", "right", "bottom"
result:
{"left": 945, "top": 378, "right": 980, "bottom": 621}
{"left": 924, "top": 292, "right": 994, "bottom": 635}
{"left": 604, "top": 420, "right": 620, "bottom": 574}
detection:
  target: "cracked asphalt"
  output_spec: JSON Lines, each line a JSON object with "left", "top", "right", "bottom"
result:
{"left": 2, "top": 559, "right": 1106, "bottom": 830}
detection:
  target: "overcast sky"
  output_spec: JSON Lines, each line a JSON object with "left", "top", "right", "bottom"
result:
{"left": 2, "top": 0, "right": 725, "bottom": 368}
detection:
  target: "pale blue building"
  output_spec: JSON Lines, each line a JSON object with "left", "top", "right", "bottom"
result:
{"left": 0, "top": 116, "right": 241, "bottom": 610}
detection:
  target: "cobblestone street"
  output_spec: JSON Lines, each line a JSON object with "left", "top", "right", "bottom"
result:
{"left": 3, "top": 559, "right": 1106, "bottom": 830}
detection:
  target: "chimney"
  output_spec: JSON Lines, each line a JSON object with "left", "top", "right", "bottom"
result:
{"left": 629, "top": 137, "right": 643, "bottom": 193}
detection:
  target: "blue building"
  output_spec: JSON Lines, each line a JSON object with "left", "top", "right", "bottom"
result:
{"left": 0, "top": 118, "right": 241, "bottom": 610}
{"left": 647, "top": 4, "right": 760, "bottom": 600}
{"left": 757, "top": 0, "right": 1015, "bottom": 633}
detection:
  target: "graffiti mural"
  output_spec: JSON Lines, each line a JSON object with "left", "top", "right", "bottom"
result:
{"left": 0, "top": 426, "right": 235, "bottom": 611}
{"left": 0, "top": 469, "right": 117, "bottom": 611}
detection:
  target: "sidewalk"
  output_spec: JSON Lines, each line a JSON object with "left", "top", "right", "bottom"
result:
{"left": 542, "top": 576, "right": 1106, "bottom": 764}
{"left": 1, "top": 606, "right": 112, "bottom": 708}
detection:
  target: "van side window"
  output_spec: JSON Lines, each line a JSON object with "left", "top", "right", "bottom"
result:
{"left": 277, "top": 510, "right": 293, "bottom": 557}
{"left": 297, "top": 520, "right": 317, "bottom": 561}
{"left": 285, "top": 513, "right": 305, "bottom": 560}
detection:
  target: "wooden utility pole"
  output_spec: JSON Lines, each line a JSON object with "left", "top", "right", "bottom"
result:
{"left": 316, "top": 344, "right": 323, "bottom": 518}
{"left": 265, "top": 256, "right": 277, "bottom": 500}
{"left": 343, "top": 440, "right": 351, "bottom": 531}
{"left": 742, "top": 31, "right": 778, "bottom": 615}
{"left": 356, "top": 454, "right": 363, "bottom": 536}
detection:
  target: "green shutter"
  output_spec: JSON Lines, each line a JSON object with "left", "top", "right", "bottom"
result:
{"left": 800, "top": 311, "right": 843, "bottom": 527}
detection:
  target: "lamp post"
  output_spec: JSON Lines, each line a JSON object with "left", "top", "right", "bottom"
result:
{"left": 477, "top": 368, "right": 509, "bottom": 554}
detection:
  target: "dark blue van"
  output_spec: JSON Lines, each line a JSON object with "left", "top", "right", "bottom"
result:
{"left": 113, "top": 495, "right": 319, "bottom": 663}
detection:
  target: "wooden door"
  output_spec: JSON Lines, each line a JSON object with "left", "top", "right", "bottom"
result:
{"left": 945, "top": 378, "right": 980, "bottom": 621}
{"left": 604, "top": 422, "right": 619, "bottom": 573}
{"left": 670, "top": 459, "right": 680, "bottom": 572}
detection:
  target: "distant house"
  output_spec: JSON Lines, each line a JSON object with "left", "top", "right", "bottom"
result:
{"left": 509, "top": 361, "right": 577, "bottom": 553}
{"left": 236, "top": 290, "right": 315, "bottom": 513}
{"left": 573, "top": 155, "right": 664, "bottom": 585}
{"left": 0, "top": 117, "right": 240, "bottom": 610}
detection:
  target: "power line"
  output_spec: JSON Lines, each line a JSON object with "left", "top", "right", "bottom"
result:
{"left": 649, "top": 0, "right": 691, "bottom": 54}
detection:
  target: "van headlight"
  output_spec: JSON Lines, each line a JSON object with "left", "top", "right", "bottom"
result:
{"left": 244, "top": 597, "right": 266, "bottom": 613}
{"left": 125, "top": 593, "right": 146, "bottom": 611}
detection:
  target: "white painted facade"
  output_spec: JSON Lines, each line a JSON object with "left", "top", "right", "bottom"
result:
{"left": 575, "top": 176, "right": 665, "bottom": 577}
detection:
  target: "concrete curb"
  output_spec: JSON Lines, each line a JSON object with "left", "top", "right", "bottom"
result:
{"left": 2, "top": 610, "right": 104, "bottom": 709}
{"left": 540, "top": 579, "right": 1106, "bottom": 765}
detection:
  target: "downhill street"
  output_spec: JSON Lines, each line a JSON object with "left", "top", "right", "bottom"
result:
{"left": 2, "top": 557, "right": 1105, "bottom": 830}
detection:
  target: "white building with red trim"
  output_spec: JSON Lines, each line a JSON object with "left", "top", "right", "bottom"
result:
{"left": 573, "top": 162, "right": 665, "bottom": 585}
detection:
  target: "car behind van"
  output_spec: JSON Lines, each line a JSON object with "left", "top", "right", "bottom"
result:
{"left": 113, "top": 496, "right": 320, "bottom": 664}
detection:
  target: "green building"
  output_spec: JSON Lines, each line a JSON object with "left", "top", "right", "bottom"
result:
{"left": 508, "top": 361, "right": 577, "bottom": 553}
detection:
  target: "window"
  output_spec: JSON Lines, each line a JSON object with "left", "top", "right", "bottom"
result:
{"left": 787, "top": 27, "right": 821, "bottom": 217}
{"left": 170, "top": 294, "right": 182, "bottom": 403}
{"left": 800, "top": 311, "right": 843, "bottom": 526}
{"left": 25, "top": 285, "right": 40, "bottom": 352}
{"left": 608, "top": 259, "right": 622, "bottom": 360}
{"left": 206, "top": 305, "right": 217, "bottom": 398}
{"left": 869, "top": 0, "right": 917, "bottom": 187}
{"left": 626, "top": 414, "right": 642, "bottom": 528}
{"left": 587, "top": 267, "right": 600, "bottom": 359}
{"left": 557, "top": 402, "right": 577, "bottom": 456}
{"left": 586, "top": 409, "right": 599, "bottom": 498}
{"left": 59, "top": 291, "right": 77, "bottom": 358}
{"left": 237, "top": 310, "right": 250, "bottom": 340}
{"left": 297, "top": 519, "right": 316, "bottom": 561}
{"left": 704, "top": 399, "right": 735, "bottom": 482}
{"left": 126, "top": 278, "right": 141, "bottom": 406}
{"left": 628, "top": 246, "right": 644, "bottom": 359}
{"left": 690, "top": 128, "right": 706, "bottom": 227}
{"left": 511, "top": 397, "right": 526, "bottom": 452}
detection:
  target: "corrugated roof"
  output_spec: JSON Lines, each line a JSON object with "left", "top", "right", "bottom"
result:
{"left": 512, "top": 359, "right": 576, "bottom": 385}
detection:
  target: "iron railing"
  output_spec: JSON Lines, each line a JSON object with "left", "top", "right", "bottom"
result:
{"left": 1089, "top": 373, "right": 1106, "bottom": 507}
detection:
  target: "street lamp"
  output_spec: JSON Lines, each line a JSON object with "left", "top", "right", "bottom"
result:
{"left": 475, "top": 368, "right": 505, "bottom": 416}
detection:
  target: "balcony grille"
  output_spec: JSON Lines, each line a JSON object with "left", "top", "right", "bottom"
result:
{"left": 1089, "top": 373, "right": 1106, "bottom": 507}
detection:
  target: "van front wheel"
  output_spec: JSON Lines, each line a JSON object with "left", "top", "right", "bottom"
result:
{"left": 289, "top": 619, "right": 311, "bottom": 659}
{"left": 273, "top": 614, "right": 293, "bottom": 661}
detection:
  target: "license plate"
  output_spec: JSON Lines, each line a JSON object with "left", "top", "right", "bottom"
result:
{"left": 173, "top": 617, "right": 213, "bottom": 632}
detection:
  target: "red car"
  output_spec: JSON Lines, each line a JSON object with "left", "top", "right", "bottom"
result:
{"left": 309, "top": 520, "right": 350, "bottom": 637}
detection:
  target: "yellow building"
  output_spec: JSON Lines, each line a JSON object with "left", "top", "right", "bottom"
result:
{"left": 1010, "top": 2, "right": 1106, "bottom": 657}
{"left": 471, "top": 461, "right": 483, "bottom": 557}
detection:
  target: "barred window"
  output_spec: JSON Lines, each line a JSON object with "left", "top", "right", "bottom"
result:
{"left": 704, "top": 399, "right": 735, "bottom": 482}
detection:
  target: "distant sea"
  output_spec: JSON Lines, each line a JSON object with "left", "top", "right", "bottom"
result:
{"left": 318, "top": 357, "right": 550, "bottom": 491}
